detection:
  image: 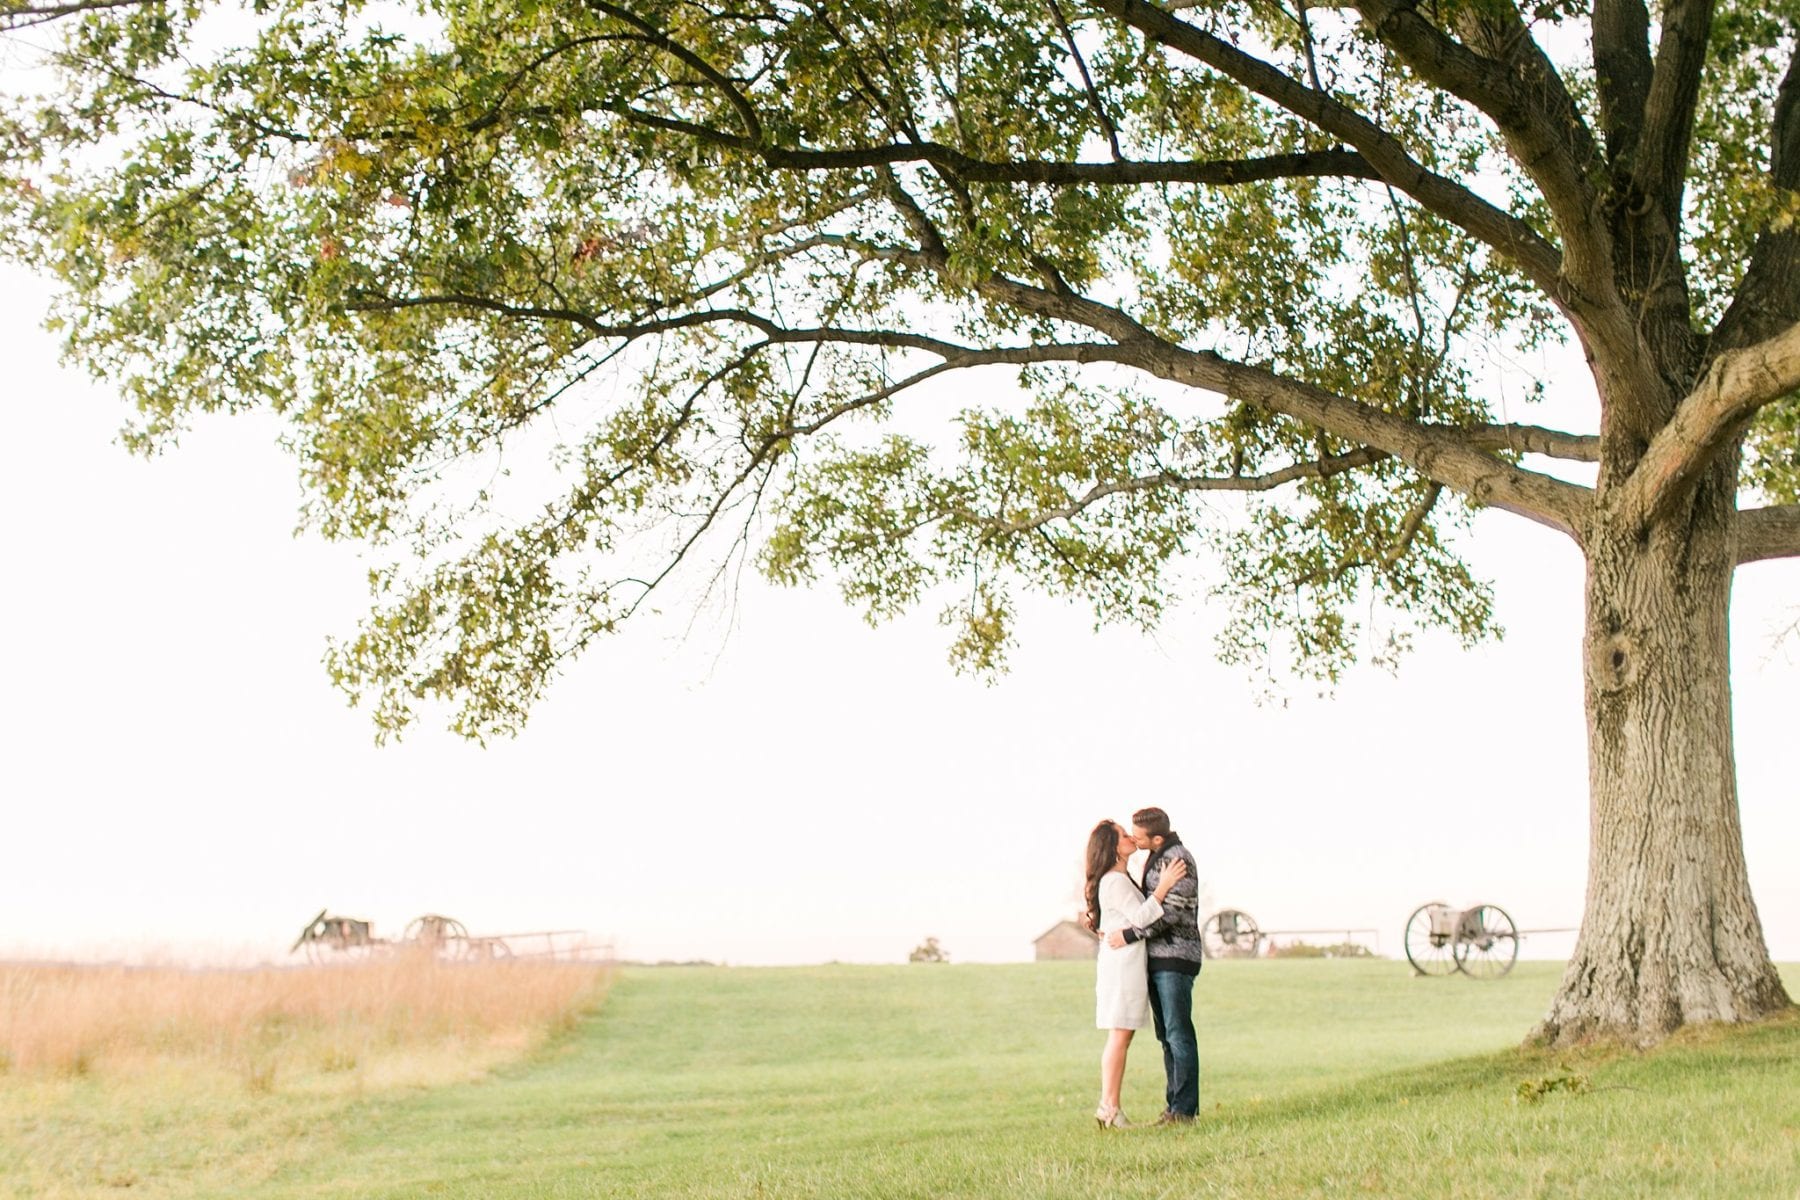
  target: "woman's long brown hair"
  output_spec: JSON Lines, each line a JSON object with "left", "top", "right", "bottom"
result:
{"left": 1083, "top": 821, "right": 1120, "bottom": 931}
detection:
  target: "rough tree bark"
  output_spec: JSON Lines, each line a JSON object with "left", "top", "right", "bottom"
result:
{"left": 1538, "top": 450, "right": 1792, "bottom": 1044}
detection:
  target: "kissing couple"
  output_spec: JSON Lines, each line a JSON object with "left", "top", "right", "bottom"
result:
{"left": 1083, "top": 806, "right": 1202, "bottom": 1129}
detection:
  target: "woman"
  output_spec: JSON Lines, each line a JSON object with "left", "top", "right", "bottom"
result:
{"left": 1084, "top": 819, "right": 1187, "bottom": 1129}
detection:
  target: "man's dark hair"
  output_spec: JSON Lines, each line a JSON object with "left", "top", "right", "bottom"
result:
{"left": 1132, "top": 807, "right": 1171, "bottom": 839}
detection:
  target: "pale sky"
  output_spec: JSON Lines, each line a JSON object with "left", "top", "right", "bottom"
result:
{"left": 2, "top": 260, "right": 1796, "bottom": 967}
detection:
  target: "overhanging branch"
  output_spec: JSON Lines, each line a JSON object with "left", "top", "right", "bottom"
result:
{"left": 1306, "top": 480, "right": 1445, "bottom": 585}
{"left": 933, "top": 244, "right": 1592, "bottom": 536}
{"left": 581, "top": 0, "right": 764, "bottom": 141}
{"left": 343, "top": 290, "right": 1002, "bottom": 359}
{"left": 348, "top": 215, "right": 1597, "bottom": 546}
{"left": 967, "top": 447, "right": 1390, "bottom": 535}
{"left": 589, "top": 101, "right": 1383, "bottom": 187}
{"left": 768, "top": 146, "right": 1380, "bottom": 187}
{"left": 0, "top": 0, "right": 151, "bottom": 27}
{"left": 1351, "top": 0, "right": 1604, "bottom": 275}
{"left": 1093, "top": 0, "right": 1565, "bottom": 299}
{"left": 1103, "top": 0, "right": 1667, "bottom": 407}
{"left": 1146, "top": 344, "right": 1591, "bottom": 537}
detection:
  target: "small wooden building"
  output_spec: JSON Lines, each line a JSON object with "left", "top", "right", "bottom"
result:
{"left": 1033, "top": 919, "right": 1100, "bottom": 961}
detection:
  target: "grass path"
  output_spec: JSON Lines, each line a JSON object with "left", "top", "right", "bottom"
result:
{"left": 7, "top": 961, "right": 1798, "bottom": 1197}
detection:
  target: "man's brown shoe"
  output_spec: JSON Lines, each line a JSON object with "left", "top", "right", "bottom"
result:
{"left": 1155, "top": 1111, "right": 1195, "bottom": 1126}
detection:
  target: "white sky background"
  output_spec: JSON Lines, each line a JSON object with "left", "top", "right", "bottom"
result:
{"left": 1, "top": 255, "right": 1796, "bottom": 968}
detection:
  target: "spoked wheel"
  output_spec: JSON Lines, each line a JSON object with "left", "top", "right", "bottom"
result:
{"left": 1201, "top": 909, "right": 1263, "bottom": 959}
{"left": 405, "top": 914, "right": 472, "bottom": 958}
{"left": 1452, "top": 904, "right": 1519, "bottom": 979}
{"left": 303, "top": 937, "right": 381, "bottom": 964}
{"left": 1404, "top": 902, "right": 1460, "bottom": 976}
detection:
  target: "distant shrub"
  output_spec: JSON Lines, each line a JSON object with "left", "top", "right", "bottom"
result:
{"left": 908, "top": 938, "right": 949, "bottom": 964}
{"left": 1267, "top": 940, "right": 1377, "bottom": 959}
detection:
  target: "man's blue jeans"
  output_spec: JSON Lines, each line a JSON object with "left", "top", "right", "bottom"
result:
{"left": 1147, "top": 969, "right": 1199, "bottom": 1116}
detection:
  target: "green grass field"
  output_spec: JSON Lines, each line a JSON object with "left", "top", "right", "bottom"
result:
{"left": 4, "top": 960, "right": 1797, "bottom": 1198}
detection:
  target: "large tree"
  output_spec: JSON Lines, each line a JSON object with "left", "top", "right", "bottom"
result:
{"left": 3, "top": 0, "right": 1795, "bottom": 1042}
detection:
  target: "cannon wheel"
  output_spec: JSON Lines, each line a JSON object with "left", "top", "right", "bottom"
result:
{"left": 1452, "top": 903, "right": 1519, "bottom": 979}
{"left": 301, "top": 934, "right": 380, "bottom": 964}
{"left": 404, "top": 914, "right": 472, "bottom": 956}
{"left": 1404, "top": 901, "right": 1460, "bottom": 976}
{"left": 1201, "top": 909, "right": 1263, "bottom": 959}
{"left": 300, "top": 917, "right": 380, "bottom": 964}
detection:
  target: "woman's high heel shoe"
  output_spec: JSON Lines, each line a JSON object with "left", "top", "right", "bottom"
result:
{"left": 1093, "top": 1105, "right": 1130, "bottom": 1129}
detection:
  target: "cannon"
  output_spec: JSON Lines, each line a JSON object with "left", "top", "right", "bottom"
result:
{"left": 1199, "top": 909, "right": 1380, "bottom": 959}
{"left": 291, "top": 908, "right": 589, "bottom": 963}
{"left": 403, "top": 913, "right": 470, "bottom": 952}
{"left": 1403, "top": 901, "right": 1520, "bottom": 979}
{"left": 290, "top": 908, "right": 382, "bottom": 963}
{"left": 403, "top": 913, "right": 513, "bottom": 960}
{"left": 1200, "top": 908, "right": 1264, "bottom": 958}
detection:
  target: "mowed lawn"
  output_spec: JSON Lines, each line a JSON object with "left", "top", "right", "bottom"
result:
{"left": 5, "top": 960, "right": 1798, "bottom": 1198}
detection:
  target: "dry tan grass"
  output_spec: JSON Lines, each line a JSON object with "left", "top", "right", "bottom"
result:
{"left": 0, "top": 951, "right": 609, "bottom": 1093}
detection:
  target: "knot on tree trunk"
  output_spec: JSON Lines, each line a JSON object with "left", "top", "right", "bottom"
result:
{"left": 1588, "top": 630, "right": 1641, "bottom": 693}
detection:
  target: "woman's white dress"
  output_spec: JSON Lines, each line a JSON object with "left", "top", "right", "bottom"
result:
{"left": 1095, "top": 871, "right": 1163, "bottom": 1029}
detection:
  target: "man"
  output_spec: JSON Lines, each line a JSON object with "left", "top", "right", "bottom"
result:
{"left": 1106, "top": 806, "right": 1201, "bottom": 1123}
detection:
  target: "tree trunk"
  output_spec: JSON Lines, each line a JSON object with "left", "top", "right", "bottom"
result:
{"left": 1535, "top": 458, "right": 1792, "bottom": 1045}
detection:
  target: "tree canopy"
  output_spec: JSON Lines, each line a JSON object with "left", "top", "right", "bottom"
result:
{"left": 0, "top": 0, "right": 1793, "bottom": 737}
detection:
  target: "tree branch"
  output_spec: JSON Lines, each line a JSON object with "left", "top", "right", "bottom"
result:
{"left": 358, "top": 179, "right": 1598, "bottom": 545}
{"left": 1711, "top": 47, "right": 1800, "bottom": 355}
{"left": 921, "top": 246, "right": 1592, "bottom": 535}
{"left": 1735, "top": 505, "right": 1800, "bottom": 565}
{"left": 1144, "top": 343, "right": 1591, "bottom": 537}
{"left": 1616, "top": 320, "right": 1800, "bottom": 529}
{"left": 1353, "top": 0, "right": 1603, "bottom": 256}
{"left": 1093, "top": 0, "right": 1566, "bottom": 300}
{"left": 354, "top": 251, "right": 1597, "bottom": 541}
{"left": 582, "top": 0, "right": 764, "bottom": 141}
{"left": 590, "top": 99, "right": 1384, "bottom": 186}
{"left": 343, "top": 290, "right": 1029, "bottom": 361}
{"left": 1384, "top": 481, "right": 1443, "bottom": 569}
{"left": 1311, "top": 480, "right": 1446, "bottom": 584}
{"left": 1592, "top": 0, "right": 1653, "bottom": 162}
{"left": 861, "top": 189, "right": 1593, "bottom": 536}
{"left": 466, "top": 33, "right": 640, "bottom": 134}
{"left": 965, "top": 447, "right": 1391, "bottom": 536}
{"left": 767, "top": 144, "right": 1380, "bottom": 186}
{"left": 1635, "top": 0, "right": 1716, "bottom": 217}
{"left": 0, "top": 0, "right": 150, "bottom": 28}
{"left": 1341, "top": 0, "right": 1677, "bottom": 406}
{"left": 1458, "top": 422, "right": 1600, "bottom": 462}
{"left": 1357, "top": 0, "right": 1683, "bottom": 411}
{"left": 1046, "top": 0, "right": 1125, "bottom": 161}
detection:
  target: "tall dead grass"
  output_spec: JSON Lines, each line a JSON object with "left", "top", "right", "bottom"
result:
{"left": 0, "top": 952, "right": 610, "bottom": 1091}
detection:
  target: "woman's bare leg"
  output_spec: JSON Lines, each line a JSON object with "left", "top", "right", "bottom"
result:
{"left": 1099, "top": 1028, "right": 1134, "bottom": 1112}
